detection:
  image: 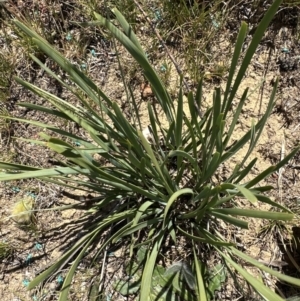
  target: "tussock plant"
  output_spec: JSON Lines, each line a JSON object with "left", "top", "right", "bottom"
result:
{"left": 0, "top": 0, "right": 299, "bottom": 300}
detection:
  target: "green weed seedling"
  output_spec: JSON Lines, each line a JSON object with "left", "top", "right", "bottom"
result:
{"left": 0, "top": 241, "right": 13, "bottom": 260}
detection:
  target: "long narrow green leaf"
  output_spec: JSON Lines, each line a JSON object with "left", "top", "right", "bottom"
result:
{"left": 216, "top": 119, "right": 225, "bottom": 154}
{"left": 15, "top": 78, "right": 111, "bottom": 151}
{"left": 218, "top": 250, "right": 284, "bottom": 301}
{"left": 28, "top": 209, "right": 134, "bottom": 290}
{"left": 255, "top": 194, "right": 292, "bottom": 213}
{"left": 232, "top": 158, "right": 257, "bottom": 184}
{"left": 133, "top": 201, "right": 155, "bottom": 226}
{"left": 18, "top": 102, "right": 71, "bottom": 120}
{"left": 230, "top": 247, "right": 300, "bottom": 287}
{"left": 195, "top": 78, "right": 203, "bottom": 116}
{"left": 246, "top": 147, "right": 300, "bottom": 188}
{"left": 148, "top": 103, "right": 159, "bottom": 145}
{"left": 193, "top": 247, "right": 207, "bottom": 301}
{"left": 214, "top": 194, "right": 236, "bottom": 207}
{"left": 183, "top": 117, "right": 199, "bottom": 169}
{"left": 190, "top": 109, "right": 211, "bottom": 152}
{"left": 112, "top": 102, "right": 144, "bottom": 156}
{"left": 0, "top": 115, "right": 101, "bottom": 150}
{"left": 211, "top": 208, "right": 293, "bottom": 221}
{"left": 222, "top": 22, "right": 248, "bottom": 111}
{"left": 0, "top": 166, "right": 86, "bottom": 180}
{"left": 177, "top": 226, "right": 233, "bottom": 247}
{"left": 28, "top": 54, "right": 104, "bottom": 124}
{"left": 166, "top": 120, "right": 176, "bottom": 147}
{"left": 174, "top": 162, "right": 189, "bottom": 186}
{"left": 0, "top": 160, "right": 164, "bottom": 202}
{"left": 29, "top": 237, "right": 90, "bottom": 290}
{"left": 187, "top": 91, "right": 197, "bottom": 125}
{"left": 93, "top": 12, "right": 175, "bottom": 124}
{"left": 140, "top": 232, "right": 165, "bottom": 301}
{"left": 221, "top": 116, "right": 269, "bottom": 164}
{"left": 0, "top": 162, "right": 40, "bottom": 171}
{"left": 131, "top": 201, "right": 159, "bottom": 256}
{"left": 241, "top": 82, "right": 278, "bottom": 170}
{"left": 244, "top": 166, "right": 276, "bottom": 189}
{"left": 138, "top": 130, "right": 173, "bottom": 195}
{"left": 213, "top": 88, "right": 221, "bottom": 129}
{"left": 140, "top": 157, "right": 146, "bottom": 184}
{"left": 233, "top": 184, "right": 257, "bottom": 204}
{"left": 223, "top": 88, "right": 248, "bottom": 148}
{"left": 210, "top": 211, "right": 248, "bottom": 229}
{"left": 127, "top": 150, "right": 143, "bottom": 170}
{"left": 163, "top": 189, "right": 193, "bottom": 226}
{"left": 251, "top": 186, "right": 274, "bottom": 193}
{"left": 14, "top": 20, "right": 113, "bottom": 111}
{"left": 112, "top": 8, "right": 144, "bottom": 53}
{"left": 208, "top": 112, "right": 223, "bottom": 158}
{"left": 222, "top": 0, "right": 282, "bottom": 117}
{"left": 113, "top": 219, "right": 161, "bottom": 243}
{"left": 59, "top": 232, "right": 99, "bottom": 301}
{"left": 201, "top": 152, "right": 220, "bottom": 183}
{"left": 221, "top": 78, "right": 277, "bottom": 166}
{"left": 175, "top": 77, "right": 184, "bottom": 149}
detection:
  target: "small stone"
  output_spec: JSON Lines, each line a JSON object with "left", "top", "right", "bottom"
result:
{"left": 49, "top": 282, "right": 57, "bottom": 291}
{"left": 141, "top": 83, "right": 153, "bottom": 98}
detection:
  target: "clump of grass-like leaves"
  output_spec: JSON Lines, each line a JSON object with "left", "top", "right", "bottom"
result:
{"left": 0, "top": 0, "right": 300, "bottom": 300}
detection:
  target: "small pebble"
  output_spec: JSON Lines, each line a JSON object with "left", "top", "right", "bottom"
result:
{"left": 49, "top": 282, "right": 57, "bottom": 291}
